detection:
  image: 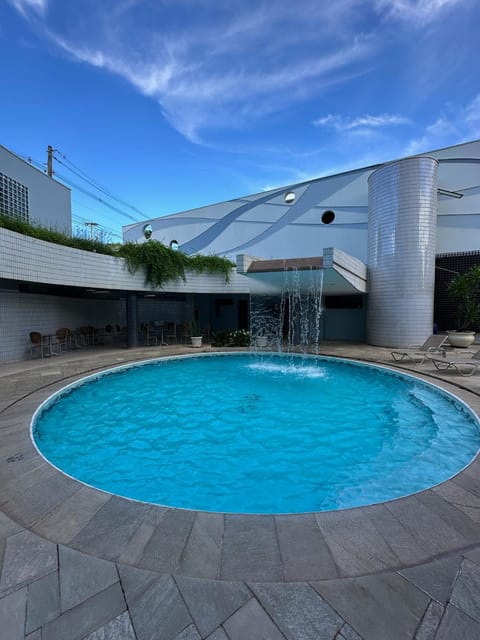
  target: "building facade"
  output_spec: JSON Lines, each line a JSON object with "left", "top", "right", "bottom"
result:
{"left": 0, "top": 144, "right": 71, "bottom": 233}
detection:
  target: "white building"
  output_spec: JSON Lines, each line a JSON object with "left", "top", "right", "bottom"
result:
{"left": 123, "top": 139, "right": 480, "bottom": 262}
{"left": 1, "top": 141, "right": 479, "bottom": 362}
{"left": 0, "top": 144, "right": 71, "bottom": 233}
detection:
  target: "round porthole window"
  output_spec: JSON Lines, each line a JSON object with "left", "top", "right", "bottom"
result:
{"left": 143, "top": 224, "right": 153, "bottom": 239}
{"left": 284, "top": 191, "right": 296, "bottom": 204}
{"left": 321, "top": 210, "right": 335, "bottom": 224}
{"left": 169, "top": 240, "right": 179, "bottom": 251}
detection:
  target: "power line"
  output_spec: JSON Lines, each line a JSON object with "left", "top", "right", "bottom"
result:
{"left": 54, "top": 149, "right": 151, "bottom": 220}
{"left": 19, "top": 152, "right": 150, "bottom": 226}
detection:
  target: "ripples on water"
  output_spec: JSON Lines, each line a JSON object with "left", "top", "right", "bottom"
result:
{"left": 33, "top": 353, "right": 480, "bottom": 513}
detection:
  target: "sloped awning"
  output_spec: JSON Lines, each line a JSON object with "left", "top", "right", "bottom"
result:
{"left": 237, "top": 247, "right": 367, "bottom": 295}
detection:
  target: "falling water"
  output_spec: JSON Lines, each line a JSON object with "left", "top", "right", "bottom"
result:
{"left": 250, "top": 267, "right": 324, "bottom": 353}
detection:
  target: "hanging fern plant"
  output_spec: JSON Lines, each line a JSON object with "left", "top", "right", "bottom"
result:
{"left": 118, "top": 240, "right": 235, "bottom": 288}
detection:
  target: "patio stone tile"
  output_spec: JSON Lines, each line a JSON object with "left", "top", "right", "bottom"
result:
{"left": 0, "top": 457, "right": 53, "bottom": 501}
{"left": 42, "top": 582, "right": 126, "bottom": 640}
{"left": 414, "top": 600, "right": 444, "bottom": 640}
{"left": 432, "top": 482, "right": 480, "bottom": 523}
{"left": 338, "top": 622, "right": 363, "bottom": 640}
{"left": 0, "top": 539, "right": 5, "bottom": 577}
{"left": 434, "top": 604, "right": 480, "bottom": 640}
{"left": 116, "top": 506, "right": 169, "bottom": 565}
{"left": 358, "top": 504, "right": 432, "bottom": 566}
{"left": 415, "top": 489, "right": 480, "bottom": 543}
{"left": 175, "top": 575, "right": 251, "bottom": 637}
{"left": 462, "top": 458, "right": 480, "bottom": 481}
{"left": 83, "top": 610, "right": 136, "bottom": 639}
{"left": 399, "top": 554, "right": 463, "bottom": 603}
{"left": 136, "top": 508, "right": 196, "bottom": 573}
{"left": 314, "top": 509, "right": 399, "bottom": 576}
{"left": 69, "top": 495, "right": 151, "bottom": 561}
{"left": 311, "top": 572, "right": 429, "bottom": 640}
{"left": 26, "top": 630, "right": 42, "bottom": 640}
{"left": 0, "top": 586, "right": 27, "bottom": 640}
{"left": 59, "top": 545, "right": 119, "bottom": 611}
{"left": 1, "top": 470, "right": 81, "bottom": 528}
{"left": 464, "top": 546, "right": 480, "bottom": 567}
{"left": 32, "top": 485, "right": 111, "bottom": 544}
{"left": 117, "top": 564, "right": 158, "bottom": 602}
{"left": 0, "top": 529, "right": 57, "bottom": 595}
{"left": 117, "top": 516, "right": 157, "bottom": 566}
{"left": 119, "top": 566, "right": 192, "bottom": 640}
{"left": 250, "top": 582, "right": 343, "bottom": 640}
{"left": 384, "top": 496, "right": 470, "bottom": 555}
{"left": 0, "top": 510, "right": 25, "bottom": 541}
{"left": 179, "top": 511, "right": 224, "bottom": 579}
{"left": 205, "top": 629, "right": 229, "bottom": 640}
{"left": 450, "top": 558, "right": 480, "bottom": 623}
{"left": 275, "top": 513, "right": 339, "bottom": 581}
{"left": 453, "top": 470, "right": 480, "bottom": 497}
{"left": 220, "top": 515, "right": 283, "bottom": 581}
{"left": 223, "top": 597, "right": 285, "bottom": 640}
{"left": 173, "top": 623, "right": 202, "bottom": 640}
{"left": 26, "top": 570, "right": 60, "bottom": 633}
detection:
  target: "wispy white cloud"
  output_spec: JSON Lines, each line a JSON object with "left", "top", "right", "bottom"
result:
{"left": 405, "top": 94, "right": 480, "bottom": 154}
{"left": 8, "top": 1, "right": 376, "bottom": 144}
{"left": 375, "top": 0, "right": 467, "bottom": 25}
{"left": 7, "top": 0, "right": 477, "bottom": 156}
{"left": 313, "top": 113, "right": 410, "bottom": 131}
{"left": 9, "top": 0, "right": 47, "bottom": 18}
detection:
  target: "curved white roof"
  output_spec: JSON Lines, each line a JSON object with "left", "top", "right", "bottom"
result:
{"left": 123, "top": 139, "right": 480, "bottom": 262}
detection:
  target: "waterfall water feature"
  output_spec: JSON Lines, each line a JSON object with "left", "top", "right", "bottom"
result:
{"left": 250, "top": 267, "right": 324, "bottom": 352}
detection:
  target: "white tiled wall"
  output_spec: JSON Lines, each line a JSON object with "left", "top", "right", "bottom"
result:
{"left": 0, "top": 228, "right": 250, "bottom": 361}
{"left": 367, "top": 157, "right": 438, "bottom": 347}
{"left": 0, "top": 228, "right": 250, "bottom": 294}
{"left": 0, "top": 292, "right": 126, "bottom": 362}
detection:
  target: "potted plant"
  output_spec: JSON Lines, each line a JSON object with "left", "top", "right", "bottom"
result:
{"left": 447, "top": 265, "right": 480, "bottom": 347}
{"left": 190, "top": 320, "right": 203, "bottom": 347}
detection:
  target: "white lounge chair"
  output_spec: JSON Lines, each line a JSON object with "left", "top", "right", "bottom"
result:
{"left": 429, "top": 349, "right": 480, "bottom": 376}
{"left": 391, "top": 335, "right": 448, "bottom": 364}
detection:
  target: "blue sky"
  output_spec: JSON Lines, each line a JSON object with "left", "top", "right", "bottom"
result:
{"left": 1, "top": 0, "right": 479, "bottom": 240}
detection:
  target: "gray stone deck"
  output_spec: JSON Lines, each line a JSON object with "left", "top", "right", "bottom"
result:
{"left": 1, "top": 343, "right": 480, "bottom": 639}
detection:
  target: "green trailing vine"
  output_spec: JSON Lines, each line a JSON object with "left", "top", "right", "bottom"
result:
{"left": 0, "top": 214, "right": 116, "bottom": 255}
{"left": 118, "top": 241, "right": 234, "bottom": 287}
{"left": 0, "top": 214, "right": 235, "bottom": 288}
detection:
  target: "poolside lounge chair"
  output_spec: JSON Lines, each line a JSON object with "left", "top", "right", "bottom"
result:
{"left": 429, "top": 349, "right": 480, "bottom": 376}
{"left": 391, "top": 335, "right": 448, "bottom": 364}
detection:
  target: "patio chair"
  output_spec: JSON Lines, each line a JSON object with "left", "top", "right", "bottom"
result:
{"left": 391, "top": 335, "right": 448, "bottom": 364}
{"left": 55, "top": 328, "right": 70, "bottom": 352}
{"left": 165, "top": 322, "right": 177, "bottom": 344}
{"left": 429, "top": 349, "right": 480, "bottom": 376}
{"left": 29, "top": 331, "right": 50, "bottom": 359}
{"left": 142, "top": 324, "right": 158, "bottom": 346}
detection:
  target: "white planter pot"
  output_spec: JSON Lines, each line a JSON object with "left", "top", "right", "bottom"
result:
{"left": 190, "top": 336, "right": 203, "bottom": 348}
{"left": 447, "top": 331, "right": 476, "bottom": 348}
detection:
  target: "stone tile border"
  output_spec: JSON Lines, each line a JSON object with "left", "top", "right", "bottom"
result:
{"left": 1, "top": 346, "right": 480, "bottom": 584}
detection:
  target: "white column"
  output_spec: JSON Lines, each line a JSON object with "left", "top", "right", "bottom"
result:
{"left": 367, "top": 157, "right": 438, "bottom": 347}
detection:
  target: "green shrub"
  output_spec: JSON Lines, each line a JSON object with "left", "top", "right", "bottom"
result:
{"left": 212, "top": 329, "right": 250, "bottom": 347}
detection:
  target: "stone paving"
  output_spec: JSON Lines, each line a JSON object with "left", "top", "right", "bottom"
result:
{"left": 1, "top": 343, "right": 480, "bottom": 639}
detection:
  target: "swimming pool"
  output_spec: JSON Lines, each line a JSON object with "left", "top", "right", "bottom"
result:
{"left": 32, "top": 352, "right": 480, "bottom": 514}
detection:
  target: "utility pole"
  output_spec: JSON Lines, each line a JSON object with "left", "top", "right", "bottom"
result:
{"left": 47, "top": 145, "right": 54, "bottom": 177}
{"left": 84, "top": 221, "right": 99, "bottom": 240}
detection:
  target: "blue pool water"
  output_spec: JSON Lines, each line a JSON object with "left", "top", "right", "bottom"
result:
{"left": 32, "top": 353, "right": 480, "bottom": 513}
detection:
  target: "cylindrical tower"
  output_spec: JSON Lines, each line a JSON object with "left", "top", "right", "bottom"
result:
{"left": 367, "top": 157, "right": 438, "bottom": 347}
